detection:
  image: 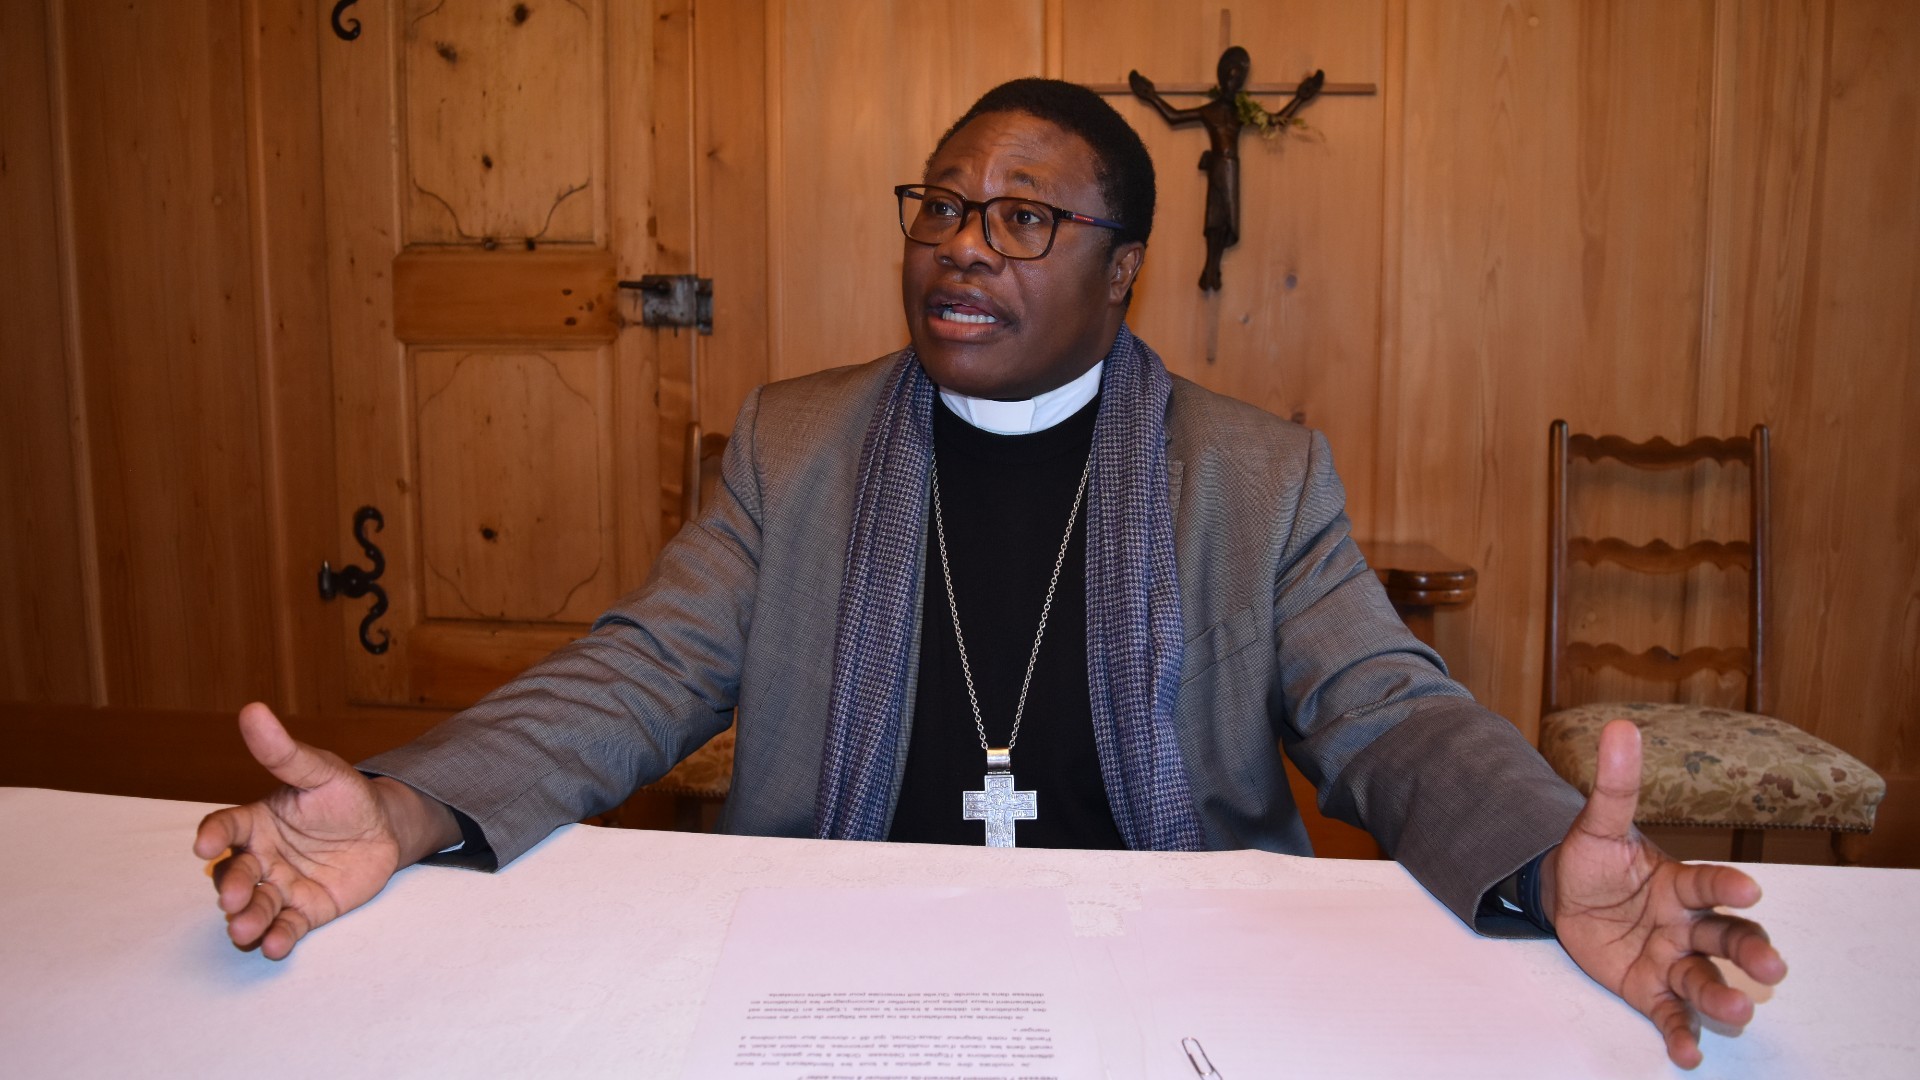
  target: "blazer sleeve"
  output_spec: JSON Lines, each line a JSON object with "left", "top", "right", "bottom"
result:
{"left": 1270, "top": 430, "right": 1585, "bottom": 926}
{"left": 358, "top": 388, "right": 770, "bottom": 869}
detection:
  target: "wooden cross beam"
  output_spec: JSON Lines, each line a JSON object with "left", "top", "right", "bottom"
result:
{"left": 1082, "top": 81, "right": 1376, "bottom": 97}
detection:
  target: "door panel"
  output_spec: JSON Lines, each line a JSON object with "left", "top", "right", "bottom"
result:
{"left": 401, "top": 0, "right": 603, "bottom": 245}
{"left": 413, "top": 346, "right": 618, "bottom": 623}
{"left": 321, "top": 0, "right": 680, "bottom": 708}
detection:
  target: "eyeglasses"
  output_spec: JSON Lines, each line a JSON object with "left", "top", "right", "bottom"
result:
{"left": 895, "top": 184, "right": 1126, "bottom": 260}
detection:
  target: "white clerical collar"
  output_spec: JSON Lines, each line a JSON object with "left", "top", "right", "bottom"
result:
{"left": 938, "top": 361, "right": 1103, "bottom": 435}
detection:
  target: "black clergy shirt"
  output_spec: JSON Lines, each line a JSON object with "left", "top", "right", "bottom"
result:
{"left": 887, "top": 393, "right": 1126, "bottom": 849}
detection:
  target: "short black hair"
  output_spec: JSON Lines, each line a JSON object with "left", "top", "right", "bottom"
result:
{"left": 931, "top": 78, "right": 1156, "bottom": 251}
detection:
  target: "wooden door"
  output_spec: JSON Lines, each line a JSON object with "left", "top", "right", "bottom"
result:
{"left": 319, "top": 0, "right": 696, "bottom": 708}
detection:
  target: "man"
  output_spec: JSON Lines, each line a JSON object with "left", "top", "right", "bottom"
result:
{"left": 197, "top": 79, "right": 1782, "bottom": 1069}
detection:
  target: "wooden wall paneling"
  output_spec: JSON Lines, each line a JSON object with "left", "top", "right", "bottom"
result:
{"left": 769, "top": 0, "right": 1046, "bottom": 383}
{"left": 606, "top": 0, "right": 668, "bottom": 578}
{"left": 693, "top": 0, "right": 771, "bottom": 437}
{"left": 1065, "top": 1, "right": 1389, "bottom": 535}
{"left": 1388, "top": 1, "right": 1719, "bottom": 736}
{"left": 0, "top": 702, "right": 453, "bottom": 808}
{"left": 319, "top": 0, "right": 416, "bottom": 704}
{"left": 1695, "top": 0, "right": 1826, "bottom": 429}
{"left": 243, "top": 0, "right": 346, "bottom": 716}
{"left": 1372, "top": 0, "right": 1407, "bottom": 536}
{"left": 0, "top": 0, "right": 94, "bottom": 704}
{"left": 1683, "top": 2, "right": 1826, "bottom": 703}
{"left": 648, "top": 0, "right": 698, "bottom": 540}
{"left": 1390, "top": 0, "right": 1567, "bottom": 714}
{"left": 54, "top": 0, "right": 280, "bottom": 709}
{"left": 1758, "top": 0, "right": 1920, "bottom": 776}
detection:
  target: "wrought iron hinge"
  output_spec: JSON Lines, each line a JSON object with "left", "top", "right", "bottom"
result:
{"left": 319, "top": 505, "right": 390, "bottom": 656}
{"left": 618, "top": 275, "right": 713, "bottom": 335}
{"left": 330, "top": 0, "right": 362, "bottom": 41}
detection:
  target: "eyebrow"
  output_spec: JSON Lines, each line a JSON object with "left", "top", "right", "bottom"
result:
{"left": 926, "top": 164, "right": 1048, "bottom": 196}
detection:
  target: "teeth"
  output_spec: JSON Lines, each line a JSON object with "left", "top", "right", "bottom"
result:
{"left": 939, "top": 305, "right": 997, "bottom": 325}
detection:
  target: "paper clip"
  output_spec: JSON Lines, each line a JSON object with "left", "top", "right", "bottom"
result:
{"left": 1181, "top": 1036, "right": 1223, "bottom": 1078}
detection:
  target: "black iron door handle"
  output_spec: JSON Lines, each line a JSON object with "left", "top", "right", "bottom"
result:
{"left": 319, "top": 505, "right": 390, "bottom": 655}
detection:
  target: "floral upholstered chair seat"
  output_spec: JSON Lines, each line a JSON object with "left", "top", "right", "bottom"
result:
{"left": 646, "top": 724, "right": 736, "bottom": 801}
{"left": 1539, "top": 702, "right": 1883, "bottom": 833}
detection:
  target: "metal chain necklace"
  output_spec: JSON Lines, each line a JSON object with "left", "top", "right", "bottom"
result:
{"left": 931, "top": 451, "right": 1092, "bottom": 847}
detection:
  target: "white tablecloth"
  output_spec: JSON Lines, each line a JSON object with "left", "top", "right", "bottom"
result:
{"left": 1, "top": 787, "right": 1915, "bottom": 1078}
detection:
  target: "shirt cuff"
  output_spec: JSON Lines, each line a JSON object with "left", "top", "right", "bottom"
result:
{"left": 1473, "top": 845, "right": 1558, "bottom": 939}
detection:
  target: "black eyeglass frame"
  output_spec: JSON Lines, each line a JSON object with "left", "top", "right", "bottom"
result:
{"left": 894, "top": 183, "right": 1127, "bottom": 260}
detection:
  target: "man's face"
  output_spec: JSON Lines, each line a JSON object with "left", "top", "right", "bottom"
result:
{"left": 901, "top": 111, "right": 1144, "bottom": 401}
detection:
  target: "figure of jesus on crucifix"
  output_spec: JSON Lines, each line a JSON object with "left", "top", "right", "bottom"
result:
{"left": 1129, "top": 47, "right": 1324, "bottom": 291}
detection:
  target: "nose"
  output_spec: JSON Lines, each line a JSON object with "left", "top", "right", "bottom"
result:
{"left": 935, "top": 204, "right": 1003, "bottom": 271}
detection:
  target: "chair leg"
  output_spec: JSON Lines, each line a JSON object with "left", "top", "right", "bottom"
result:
{"left": 1730, "top": 828, "right": 1766, "bottom": 863}
{"left": 1831, "top": 831, "right": 1868, "bottom": 867}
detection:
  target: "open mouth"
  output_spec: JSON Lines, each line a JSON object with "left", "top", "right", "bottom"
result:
{"left": 937, "top": 303, "right": 998, "bottom": 325}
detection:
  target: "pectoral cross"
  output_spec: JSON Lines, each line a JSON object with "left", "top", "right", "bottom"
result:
{"left": 962, "top": 748, "right": 1037, "bottom": 848}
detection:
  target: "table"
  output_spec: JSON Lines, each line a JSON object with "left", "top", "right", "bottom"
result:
{"left": 1356, "top": 539, "right": 1478, "bottom": 647}
{"left": 3, "top": 787, "right": 1915, "bottom": 1078}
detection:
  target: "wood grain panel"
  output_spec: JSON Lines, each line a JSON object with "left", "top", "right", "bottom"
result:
{"left": 769, "top": 0, "right": 1045, "bottom": 383}
{"left": 646, "top": 0, "right": 699, "bottom": 539}
{"left": 54, "top": 0, "right": 280, "bottom": 709}
{"left": 407, "top": 622, "right": 588, "bottom": 708}
{"left": 1387, "top": 1, "right": 1718, "bottom": 738}
{"left": 402, "top": 0, "right": 601, "bottom": 244}
{"left": 392, "top": 250, "right": 619, "bottom": 343}
{"left": 693, "top": 0, "right": 772, "bottom": 436}
{"left": 605, "top": 0, "right": 669, "bottom": 580}
{"left": 245, "top": 0, "right": 348, "bottom": 716}
{"left": 1739, "top": 0, "right": 1920, "bottom": 773}
{"left": 0, "top": 0, "right": 93, "bottom": 704}
{"left": 320, "top": 0, "right": 418, "bottom": 704}
{"left": 415, "top": 348, "right": 615, "bottom": 622}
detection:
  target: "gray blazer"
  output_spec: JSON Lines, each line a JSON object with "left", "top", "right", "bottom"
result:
{"left": 363, "top": 354, "right": 1584, "bottom": 925}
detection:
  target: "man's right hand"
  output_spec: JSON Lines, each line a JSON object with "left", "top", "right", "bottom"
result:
{"left": 192, "top": 703, "right": 460, "bottom": 960}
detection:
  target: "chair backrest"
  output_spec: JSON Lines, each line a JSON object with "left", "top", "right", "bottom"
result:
{"left": 1542, "top": 420, "right": 1770, "bottom": 716}
{"left": 680, "top": 422, "right": 729, "bottom": 526}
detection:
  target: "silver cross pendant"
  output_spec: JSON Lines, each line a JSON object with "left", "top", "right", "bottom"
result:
{"left": 962, "top": 747, "right": 1037, "bottom": 847}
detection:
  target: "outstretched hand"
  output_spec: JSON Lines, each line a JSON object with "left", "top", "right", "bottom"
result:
{"left": 1545, "top": 719, "right": 1788, "bottom": 1069}
{"left": 193, "top": 703, "right": 457, "bottom": 960}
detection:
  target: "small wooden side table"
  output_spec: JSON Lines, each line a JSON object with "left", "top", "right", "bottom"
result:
{"left": 1358, "top": 539, "right": 1478, "bottom": 649}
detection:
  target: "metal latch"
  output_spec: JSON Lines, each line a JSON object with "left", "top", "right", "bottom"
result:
{"left": 618, "top": 275, "right": 712, "bottom": 335}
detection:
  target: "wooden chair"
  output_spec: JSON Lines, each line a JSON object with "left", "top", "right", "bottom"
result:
{"left": 632, "top": 423, "right": 735, "bottom": 830}
{"left": 1537, "top": 421, "right": 1882, "bottom": 864}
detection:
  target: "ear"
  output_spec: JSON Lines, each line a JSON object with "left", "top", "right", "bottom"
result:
{"left": 1105, "top": 241, "right": 1145, "bottom": 305}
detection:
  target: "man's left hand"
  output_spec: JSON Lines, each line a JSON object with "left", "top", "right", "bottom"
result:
{"left": 1544, "top": 719, "right": 1789, "bottom": 1069}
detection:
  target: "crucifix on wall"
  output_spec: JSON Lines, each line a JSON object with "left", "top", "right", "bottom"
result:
{"left": 1087, "top": 35, "right": 1375, "bottom": 296}
{"left": 1130, "top": 50, "right": 1323, "bottom": 291}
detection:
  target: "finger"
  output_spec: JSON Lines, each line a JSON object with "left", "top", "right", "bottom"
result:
{"left": 211, "top": 849, "right": 269, "bottom": 915}
{"left": 1669, "top": 953, "right": 1753, "bottom": 1030}
{"left": 1688, "top": 913, "right": 1787, "bottom": 985}
{"left": 1573, "top": 719, "right": 1644, "bottom": 843}
{"left": 227, "top": 880, "right": 284, "bottom": 950}
{"left": 260, "top": 905, "right": 314, "bottom": 962}
{"left": 193, "top": 805, "right": 252, "bottom": 860}
{"left": 237, "top": 702, "right": 342, "bottom": 792}
{"left": 1672, "top": 861, "right": 1763, "bottom": 912}
{"left": 1647, "top": 993, "right": 1703, "bottom": 1070}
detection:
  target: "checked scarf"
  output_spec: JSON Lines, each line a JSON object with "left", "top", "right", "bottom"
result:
{"left": 813, "top": 325, "right": 1207, "bottom": 851}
